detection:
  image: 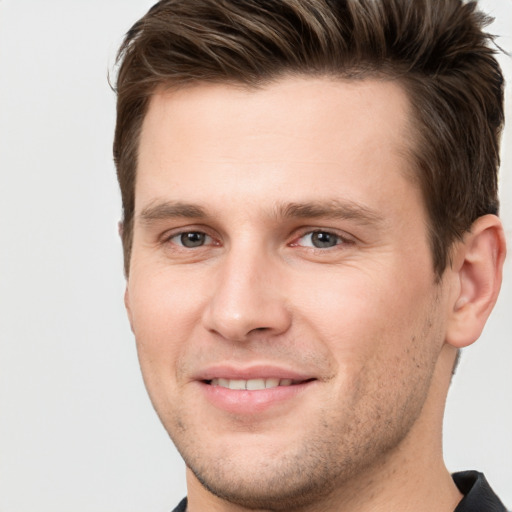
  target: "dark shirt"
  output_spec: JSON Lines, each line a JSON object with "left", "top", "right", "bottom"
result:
{"left": 453, "top": 471, "right": 508, "bottom": 512}
{"left": 172, "top": 497, "right": 187, "bottom": 512}
{"left": 171, "top": 471, "right": 508, "bottom": 512}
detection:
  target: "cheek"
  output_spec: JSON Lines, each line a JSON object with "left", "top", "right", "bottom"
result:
{"left": 127, "top": 270, "right": 206, "bottom": 378}
{"left": 292, "top": 266, "right": 440, "bottom": 381}
{"left": 295, "top": 268, "right": 421, "bottom": 338}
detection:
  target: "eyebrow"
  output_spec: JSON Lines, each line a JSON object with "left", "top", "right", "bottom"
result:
{"left": 139, "top": 201, "right": 209, "bottom": 224}
{"left": 138, "top": 199, "right": 384, "bottom": 227}
{"left": 278, "top": 200, "right": 384, "bottom": 226}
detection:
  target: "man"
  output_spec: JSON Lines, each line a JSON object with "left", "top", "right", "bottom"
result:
{"left": 113, "top": 0, "right": 508, "bottom": 510}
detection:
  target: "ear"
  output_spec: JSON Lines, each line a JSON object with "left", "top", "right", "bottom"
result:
{"left": 124, "top": 286, "right": 135, "bottom": 333}
{"left": 446, "top": 214, "right": 506, "bottom": 348}
{"left": 120, "top": 221, "right": 133, "bottom": 332}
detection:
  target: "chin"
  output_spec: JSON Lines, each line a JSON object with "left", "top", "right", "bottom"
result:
{"left": 175, "top": 422, "right": 379, "bottom": 511}
{"left": 188, "top": 455, "right": 339, "bottom": 511}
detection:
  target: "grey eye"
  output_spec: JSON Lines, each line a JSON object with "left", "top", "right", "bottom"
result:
{"left": 295, "top": 230, "right": 343, "bottom": 249}
{"left": 179, "top": 232, "right": 207, "bottom": 248}
{"left": 310, "top": 231, "right": 339, "bottom": 248}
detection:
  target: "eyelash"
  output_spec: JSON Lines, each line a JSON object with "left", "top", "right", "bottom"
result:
{"left": 165, "top": 230, "right": 218, "bottom": 248}
{"left": 291, "top": 230, "right": 351, "bottom": 249}
{"left": 162, "top": 228, "right": 352, "bottom": 251}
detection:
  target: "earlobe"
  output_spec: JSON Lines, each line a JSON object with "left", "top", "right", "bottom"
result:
{"left": 446, "top": 215, "right": 506, "bottom": 348}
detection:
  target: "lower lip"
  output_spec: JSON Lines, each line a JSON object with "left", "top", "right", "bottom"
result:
{"left": 198, "top": 381, "right": 315, "bottom": 415}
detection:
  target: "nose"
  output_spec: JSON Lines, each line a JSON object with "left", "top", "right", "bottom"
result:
{"left": 201, "top": 248, "right": 292, "bottom": 342}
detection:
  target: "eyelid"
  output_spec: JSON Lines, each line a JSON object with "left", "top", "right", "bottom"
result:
{"left": 160, "top": 225, "right": 220, "bottom": 246}
{"left": 171, "top": 232, "right": 213, "bottom": 247}
{"left": 289, "top": 228, "right": 355, "bottom": 248}
{"left": 157, "top": 225, "right": 356, "bottom": 250}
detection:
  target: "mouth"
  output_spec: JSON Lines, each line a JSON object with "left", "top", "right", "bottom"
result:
{"left": 198, "top": 371, "right": 317, "bottom": 414}
{"left": 205, "top": 377, "right": 313, "bottom": 390}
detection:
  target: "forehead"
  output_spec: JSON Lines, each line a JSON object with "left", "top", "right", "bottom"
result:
{"left": 136, "top": 76, "right": 417, "bottom": 214}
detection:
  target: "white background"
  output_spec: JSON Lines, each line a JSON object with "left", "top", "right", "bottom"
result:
{"left": 0, "top": 1, "right": 510, "bottom": 510}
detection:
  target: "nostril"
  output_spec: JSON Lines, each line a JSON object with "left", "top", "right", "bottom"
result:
{"left": 241, "top": 326, "right": 271, "bottom": 337}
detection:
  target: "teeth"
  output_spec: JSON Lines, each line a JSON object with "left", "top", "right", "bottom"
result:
{"left": 218, "top": 378, "right": 230, "bottom": 388}
{"left": 265, "top": 378, "right": 280, "bottom": 388}
{"left": 210, "top": 378, "right": 296, "bottom": 390}
{"left": 246, "top": 378, "right": 266, "bottom": 390}
{"left": 229, "top": 379, "right": 246, "bottom": 390}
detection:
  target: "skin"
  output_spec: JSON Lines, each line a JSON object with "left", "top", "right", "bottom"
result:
{"left": 125, "top": 77, "right": 505, "bottom": 512}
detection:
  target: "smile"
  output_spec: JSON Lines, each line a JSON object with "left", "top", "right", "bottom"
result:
{"left": 199, "top": 374, "right": 317, "bottom": 415}
{"left": 208, "top": 378, "right": 299, "bottom": 390}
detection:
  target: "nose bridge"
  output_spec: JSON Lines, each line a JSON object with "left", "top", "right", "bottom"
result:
{"left": 202, "top": 239, "right": 290, "bottom": 341}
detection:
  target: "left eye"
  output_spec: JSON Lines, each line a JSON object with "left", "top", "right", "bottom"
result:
{"left": 170, "top": 231, "right": 212, "bottom": 248}
{"left": 296, "top": 231, "right": 344, "bottom": 249}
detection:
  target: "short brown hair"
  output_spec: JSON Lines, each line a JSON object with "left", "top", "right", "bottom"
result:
{"left": 113, "top": 0, "right": 504, "bottom": 277}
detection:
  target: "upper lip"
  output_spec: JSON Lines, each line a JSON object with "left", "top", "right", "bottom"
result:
{"left": 194, "top": 364, "right": 315, "bottom": 383}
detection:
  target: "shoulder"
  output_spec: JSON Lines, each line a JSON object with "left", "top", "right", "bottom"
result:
{"left": 453, "top": 471, "right": 509, "bottom": 512}
{"left": 170, "top": 497, "right": 187, "bottom": 512}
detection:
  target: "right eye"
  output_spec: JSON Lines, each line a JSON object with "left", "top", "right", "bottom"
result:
{"left": 169, "top": 231, "right": 213, "bottom": 248}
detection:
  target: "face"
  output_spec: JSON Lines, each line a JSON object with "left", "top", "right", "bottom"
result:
{"left": 126, "top": 77, "right": 451, "bottom": 509}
